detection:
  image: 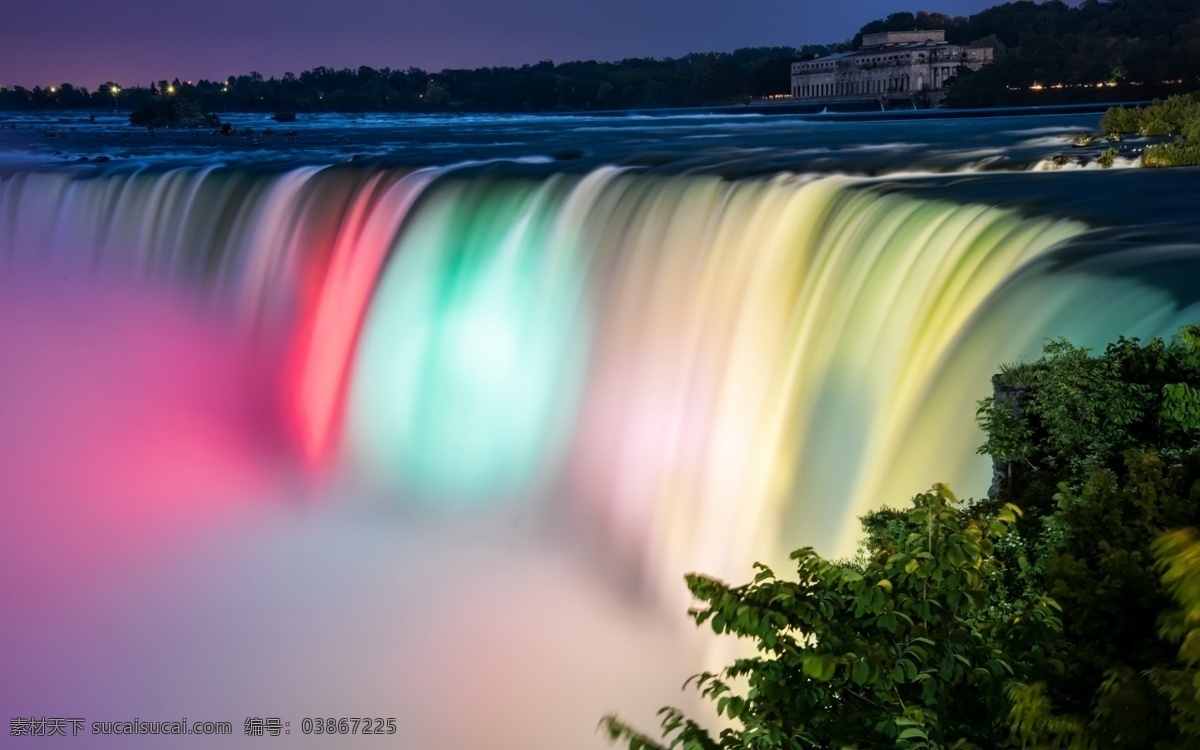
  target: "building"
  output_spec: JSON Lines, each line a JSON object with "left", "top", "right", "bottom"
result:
{"left": 790, "top": 30, "right": 993, "bottom": 107}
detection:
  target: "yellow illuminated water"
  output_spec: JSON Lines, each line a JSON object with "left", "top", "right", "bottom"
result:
{"left": 6, "top": 163, "right": 1199, "bottom": 602}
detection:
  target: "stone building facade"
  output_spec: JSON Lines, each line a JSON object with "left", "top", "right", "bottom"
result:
{"left": 789, "top": 30, "right": 993, "bottom": 107}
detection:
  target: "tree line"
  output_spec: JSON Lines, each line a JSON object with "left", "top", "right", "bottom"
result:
{"left": 0, "top": 48, "right": 832, "bottom": 115}
{"left": 2, "top": 0, "right": 1198, "bottom": 114}
{"left": 942, "top": 0, "right": 1200, "bottom": 106}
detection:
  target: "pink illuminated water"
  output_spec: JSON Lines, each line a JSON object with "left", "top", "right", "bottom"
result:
{"left": 4, "top": 162, "right": 1198, "bottom": 749}
{"left": 0, "top": 267, "right": 700, "bottom": 749}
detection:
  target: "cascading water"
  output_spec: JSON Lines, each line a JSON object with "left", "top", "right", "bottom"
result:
{"left": 8, "top": 160, "right": 1200, "bottom": 749}
{"left": 7, "top": 163, "right": 1200, "bottom": 595}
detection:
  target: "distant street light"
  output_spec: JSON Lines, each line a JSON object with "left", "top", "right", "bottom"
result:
{"left": 110, "top": 85, "right": 120, "bottom": 110}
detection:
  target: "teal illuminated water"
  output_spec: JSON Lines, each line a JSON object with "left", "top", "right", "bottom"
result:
{"left": 1, "top": 108, "right": 1198, "bottom": 749}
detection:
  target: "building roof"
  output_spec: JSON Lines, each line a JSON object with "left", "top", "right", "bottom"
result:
{"left": 861, "top": 29, "right": 946, "bottom": 48}
{"left": 793, "top": 41, "right": 966, "bottom": 70}
{"left": 805, "top": 51, "right": 858, "bottom": 63}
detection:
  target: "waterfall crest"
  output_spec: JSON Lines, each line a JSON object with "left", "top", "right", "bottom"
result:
{"left": 14, "top": 164, "right": 1193, "bottom": 595}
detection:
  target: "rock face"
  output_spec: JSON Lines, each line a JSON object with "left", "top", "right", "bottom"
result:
{"left": 987, "top": 373, "right": 1033, "bottom": 499}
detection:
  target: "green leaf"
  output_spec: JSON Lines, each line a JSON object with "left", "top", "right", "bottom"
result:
{"left": 802, "top": 654, "right": 837, "bottom": 682}
{"left": 852, "top": 659, "right": 870, "bottom": 685}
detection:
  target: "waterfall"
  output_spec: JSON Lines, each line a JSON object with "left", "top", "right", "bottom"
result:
{"left": 6, "top": 163, "right": 1199, "bottom": 599}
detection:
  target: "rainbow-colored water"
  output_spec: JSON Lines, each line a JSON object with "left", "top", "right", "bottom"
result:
{"left": 3, "top": 163, "right": 1199, "bottom": 748}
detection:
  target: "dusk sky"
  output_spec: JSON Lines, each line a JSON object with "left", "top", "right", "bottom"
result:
{"left": 1, "top": 1, "right": 1005, "bottom": 89}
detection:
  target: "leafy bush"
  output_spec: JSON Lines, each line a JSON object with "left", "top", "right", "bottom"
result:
{"left": 972, "top": 327, "right": 1200, "bottom": 746}
{"left": 1101, "top": 93, "right": 1200, "bottom": 169}
{"left": 1148, "top": 526, "right": 1200, "bottom": 741}
{"left": 1140, "top": 114, "right": 1177, "bottom": 137}
{"left": 996, "top": 360, "right": 1044, "bottom": 388}
{"left": 977, "top": 330, "right": 1200, "bottom": 501}
{"left": 1184, "top": 114, "right": 1200, "bottom": 143}
{"left": 607, "top": 326, "right": 1200, "bottom": 750}
{"left": 1143, "top": 141, "right": 1200, "bottom": 168}
{"left": 1101, "top": 94, "right": 1200, "bottom": 139}
{"left": 602, "top": 487, "right": 1059, "bottom": 750}
{"left": 1001, "top": 450, "right": 1200, "bottom": 748}
{"left": 1100, "top": 105, "right": 1142, "bottom": 136}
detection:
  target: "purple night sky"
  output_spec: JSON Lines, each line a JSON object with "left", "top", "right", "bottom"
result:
{"left": 2, "top": 0, "right": 1002, "bottom": 89}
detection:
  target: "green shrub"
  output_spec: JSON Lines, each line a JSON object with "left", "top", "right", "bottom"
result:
{"left": 608, "top": 326, "right": 1200, "bottom": 750}
{"left": 602, "top": 487, "right": 1057, "bottom": 750}
{"left": 997, "top": 360, "right": 1044, "bottom": 388}
{"left": 1101, "top": 93, "right": 1200, "bottom": 148}
{"left": 1100, "top": 105, "right": 1143, "bottom": 135}
{"left": 1140, "top": 114, "right": 1176, "bottom": 137}
{"left": 1001, "top": 449, "right": 1200, "bottom": 749}
{"left": 1144, "top": 141, "right": 1200, "bottom": 167}
{"left": 1184, "top": 115, "right": 1200, "bottom": 143}
{"left": 978, "top": 330, "right": 1200, "bottom": 495}
{"left": 1149, "top": 527, "right": 1200, "bottom": 741}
